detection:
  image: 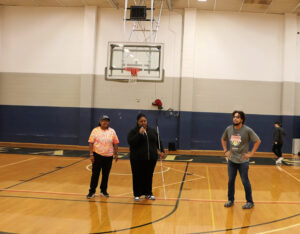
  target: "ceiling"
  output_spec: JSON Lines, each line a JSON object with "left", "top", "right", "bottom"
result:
{"left": 0, "top": 0, "right": 299, "bottom": 15}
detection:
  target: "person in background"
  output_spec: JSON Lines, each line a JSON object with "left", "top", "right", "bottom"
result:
{"left": 221, "top": 110, "right": 261, "bottom": 209}
{"left": 86, "top": 115, "right": 119, "bottom": 199}
{"left": 127, "top": 113, "right": 165, "bottom": 202}
{"left": 272, "top": 121, "right": 286, "bottom": 164}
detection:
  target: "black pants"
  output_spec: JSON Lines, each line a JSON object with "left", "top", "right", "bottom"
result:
{"left": 272, "top": 143, "right": 282, "bottom": 158}
{"left": 89, "top": 153, "right": 113, "bottom": 194}
{"left": 130, "top": 159, "right": 157, "bottom": 197}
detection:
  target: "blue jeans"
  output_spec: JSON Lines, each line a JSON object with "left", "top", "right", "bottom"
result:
{"left": 227, "top": 160, "right": 253, "bottom": 203}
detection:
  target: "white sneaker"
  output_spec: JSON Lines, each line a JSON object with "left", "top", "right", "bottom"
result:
{"left": 146, "top": 195, "right": 156, "bottom": 200}
{"left": 276, "top": 157, "right": 283, "bottom": 164}
{"left": 134, "top": 196, "right": 140, "bottom": 201}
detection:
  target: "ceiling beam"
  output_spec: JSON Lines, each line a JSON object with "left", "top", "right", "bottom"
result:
{"left": 107, "top": 0, "right": 119, "bottom": 9}
{"left": 56, "top": 0, "right": 65, "bottom": 7}
{"left": 239, "top": 0, "right": 245, "bottom": 12}
{"left": 166, "top": 0, "right": 173, "bottom": 11}
{"left": 292, "top": 2, "right": 300, "bottom": 13}
{"left": 264, "top": 0, "right": 273, "bottom": 14}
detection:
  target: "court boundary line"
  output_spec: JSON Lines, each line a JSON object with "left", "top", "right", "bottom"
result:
{"left": 85, "top": 163, "right": 171, "bottom": 175}
{"left": 1, "top": 188, "right": 300, "bottom": 205}
{"left": 256, "top": 222, "right": 300, "bottom": 234}
{"left": 0, "top": 194, "right": 173, "bottom": 207}
{"left": 276, "top": 165, "right": 300, "bottom": 183}
{"left": 0, "top": 157, "right": 37, "bottom": 168}
{"left": 188, "top": 213, "right": 300, "bottom": 234}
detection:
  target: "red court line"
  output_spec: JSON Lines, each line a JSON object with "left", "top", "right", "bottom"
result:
{"left": 1, "top": 188, "right": 300, "bottom": 205}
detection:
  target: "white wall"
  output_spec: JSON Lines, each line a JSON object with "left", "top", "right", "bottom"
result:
{"left": 295, "top": 16, "right": 300, "bottom": 115}
{"left": 0, "top": 6, "right": 84, "bottom": 74}
{"left": 0, "top": 6, "right": 299, "bottom": 114}
{"left": 297, "top": 15, "right": 300, "bottom": 83}
{"left": 0, "top": 7, "right": 3, "bottom": 59}
{"left": 0, "top": 6, "right": 291, "bottom": 83}
{"left": 194, "top": 11, "right": 284, "bottom": 82}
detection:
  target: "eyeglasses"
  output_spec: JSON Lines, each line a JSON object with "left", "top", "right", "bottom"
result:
{"left": 233, "top": 116, "right": 241, "bottom": 119}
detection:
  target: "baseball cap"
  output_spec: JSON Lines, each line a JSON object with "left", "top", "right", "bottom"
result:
{"left": 100, "top": 115, "right": 110, "bottom": 121}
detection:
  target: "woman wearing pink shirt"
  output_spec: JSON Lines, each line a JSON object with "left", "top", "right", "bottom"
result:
{"left": 86, "top": 115, "right": 119, "bottom": 199}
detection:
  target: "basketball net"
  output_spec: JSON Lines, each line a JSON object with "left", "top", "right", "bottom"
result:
{"left": 124, "top": 67, "right": 141, "bottom": 84}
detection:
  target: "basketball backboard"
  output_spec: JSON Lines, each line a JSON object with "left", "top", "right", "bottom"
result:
{"left": 105, "top": 42, "right": 164, "bottom": 81}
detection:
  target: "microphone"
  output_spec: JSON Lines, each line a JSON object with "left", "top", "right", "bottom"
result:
{"left": 141, "top": 126, "right": 147, "bottom": 136}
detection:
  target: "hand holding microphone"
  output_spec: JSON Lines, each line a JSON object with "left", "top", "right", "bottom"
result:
{"left": 139, "top": 126, "right": 147, "bottom": 136}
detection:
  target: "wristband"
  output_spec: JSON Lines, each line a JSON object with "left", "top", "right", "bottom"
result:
{"left": 224, "top": 150, "right": 229, "bottom": 154}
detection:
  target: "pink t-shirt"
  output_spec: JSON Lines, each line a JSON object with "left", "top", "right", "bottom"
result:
{"left": 88, "top": 127, "right": 119, "bottom": 156}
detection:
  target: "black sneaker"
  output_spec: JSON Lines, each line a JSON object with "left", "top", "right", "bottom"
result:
{"left": 242, "top": 202, "right": 254, "bottom": 209}
{"left": 224, "top": 200, "right": 234, "bottom": 207}
{"left": 86, "top": 192, "right": 95, "bottom": 199}
{"left": 101, "top": 191, "right": 109, "bottom": 197}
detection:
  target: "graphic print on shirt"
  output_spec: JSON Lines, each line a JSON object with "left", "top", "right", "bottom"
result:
{"left": 230, "top": 134, "right": 242, "bottom": 147}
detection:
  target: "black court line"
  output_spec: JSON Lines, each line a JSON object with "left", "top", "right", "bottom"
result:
{"left": 91, "top": 162, "right": 190, "bottom": 234}
{"left": 189, "top": 213, "right": 300, "bottom": 233}
{"left": 2, "top": 158, "right": 87, "bottom": 190}
{"left": 0, "top": 194, "right": 173, "bottom": 207}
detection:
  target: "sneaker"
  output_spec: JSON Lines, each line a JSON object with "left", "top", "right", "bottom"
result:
{"left": 276, "top": 157, "right": 283, "bottom": 164}
{"left": 146, "top": 195, "right": 156, "bottom": 200}
{"left": 224, "top": 200, "right": 234, "bottom": 207}
{"left": 242, "top": 202, "right": 254, "bottom": 209}
{"left": 100, "top": 192, "right": 109, "bottom": 197}
{"left": 134, "top": 196, "right": 140, "bottom": 201}
{"left": 86, "top": 192, "right": 95, "bottom": 199}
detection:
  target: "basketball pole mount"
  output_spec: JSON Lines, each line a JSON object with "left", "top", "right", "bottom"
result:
{"left": 123, "top": 0, "right": 164, "bottom": 43}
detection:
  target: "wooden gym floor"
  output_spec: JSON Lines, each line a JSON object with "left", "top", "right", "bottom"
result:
{"left": 0, "top": 144, "right": 299, "bottom": 234}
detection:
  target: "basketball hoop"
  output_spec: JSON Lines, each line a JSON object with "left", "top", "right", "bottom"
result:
{"left": 124, "top": 67, "right": 141, "bottom": 84}
{"left": 124, "top": 67, "right": 141, "bottom": 76}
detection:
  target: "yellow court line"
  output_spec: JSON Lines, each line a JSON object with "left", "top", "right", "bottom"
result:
{"left": 0, "top": 157, "right": 37, "bottom": 168}
{"left": 257, "top": 222, "right": 300, "bottom": 234}
{"left": 206, "top": 166, "right": 216, "bottom": 231}
{"left": 276, "top": 166, "right": 300, "bottom": 183}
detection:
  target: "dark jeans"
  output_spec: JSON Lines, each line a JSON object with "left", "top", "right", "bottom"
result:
{"left": 272, "top": 143, "right": 283, "bottom": 158}
{"left": 130, "top": 159, "right": 157, "bottom": 197}
{"left": 89, "top": 153, "right": 113, "bottom": 194}
{"left": 227, "top": 160, "right": 253, "bottom": 203}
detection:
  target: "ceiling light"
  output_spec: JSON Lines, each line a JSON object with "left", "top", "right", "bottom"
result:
{"left": 197, "top": 0, "right": 207, "bottom": 2}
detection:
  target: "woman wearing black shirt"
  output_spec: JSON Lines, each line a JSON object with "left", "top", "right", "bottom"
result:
{"left": 127, "top": 113, "right": 165, "bottom": 201}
